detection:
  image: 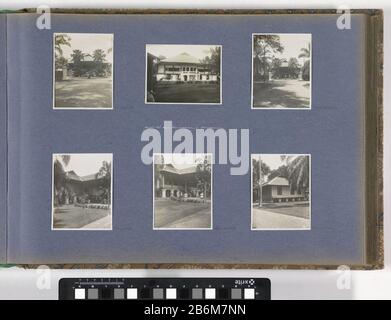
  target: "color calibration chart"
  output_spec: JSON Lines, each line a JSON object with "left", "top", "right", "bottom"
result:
{"left": 59, "top": 278, "right": 271, "bottom": 300}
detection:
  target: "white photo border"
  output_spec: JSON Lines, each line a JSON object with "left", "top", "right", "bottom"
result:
{"left": 250, "top": 153, "right": 312, "bottom": 230}
{"left": 152, "top": 152, "right": 213, "bottom": 230}
{"left": 251, "top": 33, "right": 312, "bottom": 110}
{"left": 144, "top": 44, "right": 223, "bottom": 106}
{"left": 51, "top": 153, "right": 113, "bottom": 231}
{"left": 52, "top": 33, "right": 114, "bottom": 110}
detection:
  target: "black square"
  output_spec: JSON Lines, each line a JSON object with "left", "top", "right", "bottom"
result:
{"left": 140, "top": 288, "right": 151, "bottom": 299}
{"left": 179, "top": 288, "right": 190, "bottom": 299}
{"left": 101, "top": 288, "right": 112, "bottom": 300}
{"left": 218, "top": 288, "right": 229, "bottom": 299}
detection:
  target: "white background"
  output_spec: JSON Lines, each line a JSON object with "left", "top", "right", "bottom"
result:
{"left": 0, "top": 0, "right": 389, "bottom": 300}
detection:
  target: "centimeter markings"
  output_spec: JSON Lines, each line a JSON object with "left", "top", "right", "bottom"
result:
{"left": 59, "top": 278, "right": 271, "bottom": 300}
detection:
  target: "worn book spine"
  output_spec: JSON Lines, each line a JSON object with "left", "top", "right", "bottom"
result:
{"left": 0, "top": 14, "right": 7, "bottom": 264}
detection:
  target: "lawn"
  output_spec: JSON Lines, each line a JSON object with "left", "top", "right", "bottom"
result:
{"left": 54, "top": 77, "right": 112, "bottom": 108}
{"left": 152, "top": 83, "right": 221, "bottom": 103}
{"left": 53, "top": 205, "right": 112, "bottom": 229}
{"left": 253, "top": 79, "right": 310, "bottom": 108}
{"left": 154, "top": 199, "right": 212, "bottom": 229}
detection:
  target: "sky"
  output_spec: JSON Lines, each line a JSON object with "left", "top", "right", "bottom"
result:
{"left": 56, "top": 33, "right": 113, "bottom": 63}
{"left": 155, "top": 153, "right": 211, "bottom": 169}
{"left": 253, "top": 154, "right": 300, "bottom": 171}
{"left": 256, "top": 33, "right": 311, "bottom": 63}
{"left": 56, "top": 154, "right": 112, "bottom": 177}
{"left": 146, "top": 44, "right": 217, "bottom": 60}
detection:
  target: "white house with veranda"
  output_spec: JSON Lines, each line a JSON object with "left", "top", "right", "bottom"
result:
{"left": 156, "top": 52, "right": 218, "bottom": 82}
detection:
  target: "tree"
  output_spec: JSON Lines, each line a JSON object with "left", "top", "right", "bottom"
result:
{"left": 253, "top": 35, "right": 284, "bottom": 81}
{"left": 54, "top": 34, "right": 71, "bottom": 57}
{"left": 196, "top": 155, "right": 212, "bottom": 201}
{"left": 54, "top": 34, "right": 71, "bottom": 69}
{"left": 252, "top": 158, "right": 271, "bottom": 206}
{"left": 299, "top": 43, "right": 311, "bottom": 81}
{"left": 200, "top": 46, "right": 221, "bottom": 76}
{"left": 288, "top": 57, "right": 300, "bottom": 78}
{"left": 92, "top": 49, "right": 106, "bottom": 63}
{"left": 268, "top": 165, "right": 289, "bottom": 182}
{"left": 298, "top": 43, "right": 311, "bottom": 59}
{"left": 96, "top": 161, "right": 112, "bottom": 204}
{"left": 53, "top": 155, "right": 71, "bottom": 206}
{"left": 282, "top": 155, "right": 310, "bottom": 195}
{"left": 71, "top": 49, "right": 87, "bottom": 76}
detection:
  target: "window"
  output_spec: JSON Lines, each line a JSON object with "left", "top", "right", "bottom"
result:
{"left": 277, "top": 186, "right": 282, "bottom": 195}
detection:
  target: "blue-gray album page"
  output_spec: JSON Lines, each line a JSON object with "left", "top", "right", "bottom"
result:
{"left": 6, "top": 13, "right": 366, "bottom": 264}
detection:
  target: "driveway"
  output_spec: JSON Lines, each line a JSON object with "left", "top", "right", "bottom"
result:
{"left": 253, "top": 79, "right": 310, "bottom": 108}
{"left": 55, "top": 77, "right": 112, "bottom": 108}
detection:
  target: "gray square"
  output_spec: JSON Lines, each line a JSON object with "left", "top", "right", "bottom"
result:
{"left": 231, "top": 288, "right": 242, "bottom": 299}
{"left": 87, "top": 288, "right": 99, "bottom": 300}
{"left": 192, "top": 288, "right": 203, "bottom": 299}
{"left": 153, "top": 288, "right": 164, "bottom": 299}
{"left": 114, "top": 288, "right": 125, "bottom": 300}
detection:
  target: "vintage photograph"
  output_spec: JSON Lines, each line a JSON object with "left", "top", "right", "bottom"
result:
{"left": 252, "top": 34, "right": 311, "bottom": 109}
{"left": 53, "top": 33, "right": 113, "bottom": 109}
{"left": 153, "top": 153, "right": 213, "bottom": 230}
{"left": 146, "top": 44, "right": 222, "bottom": 104}
{"left": 52, "top": 153, "right": 112, "bottom": 230}
{"left": 251, "top": 154, "right": 311, "bottom": 230}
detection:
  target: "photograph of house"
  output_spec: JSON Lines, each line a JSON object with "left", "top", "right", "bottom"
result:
{"left": 153, "top": 153, "right": 212, "bottom": 229}
{"left": 252, "top": 33, "right": 311, "bottom": 109}
{"left": 52, "top": 153, "right": 112, "bottom": 230}
{"left": 251, "top": 154, "right": 311, "bottom": 230}
{"left": 54, "top": 33, "right": 113, "bottom": 109}
{"left": 146, "top": 45, "right": 221, "bottom": 104}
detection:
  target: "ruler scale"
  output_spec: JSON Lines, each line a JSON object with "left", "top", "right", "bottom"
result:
{"left": 59, "top": 278, "right": 271, "bottom": 300}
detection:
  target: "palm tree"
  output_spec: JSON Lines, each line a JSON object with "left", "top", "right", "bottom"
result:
{"left": 96, "top": 161, "right": 112, "bottom": 205}
{"left": 92, "top": 49, "right": 106, "bottom": 63}
{"left": 252, "top": 157, "right": 271, "bottom": 206}
{"left": 54, "top": 34, "right": 71, "bottom": 57}
{"left": 53, "top": 155, "right": 71, "bottom": 206}
{"left": 282, "top": 155, "right": 310, "bottom": 195}
{"left": 196, "top": 155, "right": 212, "bottom": 201}
{"left": 298, "top": 43, "right": 311, "bottom": 59}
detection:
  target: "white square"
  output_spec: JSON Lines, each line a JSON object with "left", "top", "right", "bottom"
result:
{"left": 244, "top": 288, "right": 255, "bottom": 299}
{"left": 74, "top": 288, "right": 85, "bottom": 300}
{"left": 166, "top": 288, "right": 177, "bottom": 299}
{"left": 127, "top": 288, "right": 138, "bottom": 299}
{"left": 205, "top": 288, "right": 216, "bottom": 299}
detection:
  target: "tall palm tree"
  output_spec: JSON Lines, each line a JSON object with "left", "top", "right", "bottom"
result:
{"left": 298, "top": 43, "right": 311, "bottom": 59}
{"left": 54, "top": 34, "right": 71, "bottom": 57}
{"left": 96, "top": 161, "right": 112, "bottom": 205}
{"left": 53, "top": 155, "right": 71, "bottom": 206}
{"left": 282, "top": 155, "right": 310, "bottom": 194}
{"left": 92, "top": 49, "right": 106, "bottom": 63}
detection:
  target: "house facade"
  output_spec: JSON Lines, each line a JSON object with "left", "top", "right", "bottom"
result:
{"left": 155, "top": 164, "right": 205, "bottom": 199}
{"left": 156, "top": 52, "right": 218, "bottom": 82}
{"left": 253, "top": 176, "right": 307, "bottom": 203}
{"left": 56, "top": 170, "right": 110, "bottom": 206}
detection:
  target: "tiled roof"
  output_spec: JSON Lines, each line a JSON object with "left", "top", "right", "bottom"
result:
{"left": 160, "top": 52, "right": 200, "bottom": 64}
{"left": 263, "top": 176, "right": 290, "bottom": 186}
{"left": 160, "top": 164, "right": 198, "bottom": 175}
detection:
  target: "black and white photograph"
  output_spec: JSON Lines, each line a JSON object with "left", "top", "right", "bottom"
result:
{"left": 251, "top": 154, "right": 311, "bottom": 230}
{"left": 52, "top": 153, "right": 113, "bottom": 230}
{"left": 146, "top": 44, "right": 222, "bottom": 104}
{"left": 153, "top": 153, "right": 213, "bottom": 230}
{"left": 252, "top": 34, "right": 311, "bottom": 109}
{"left": 53, "top": 33, "right": 113, "bottom": 109}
